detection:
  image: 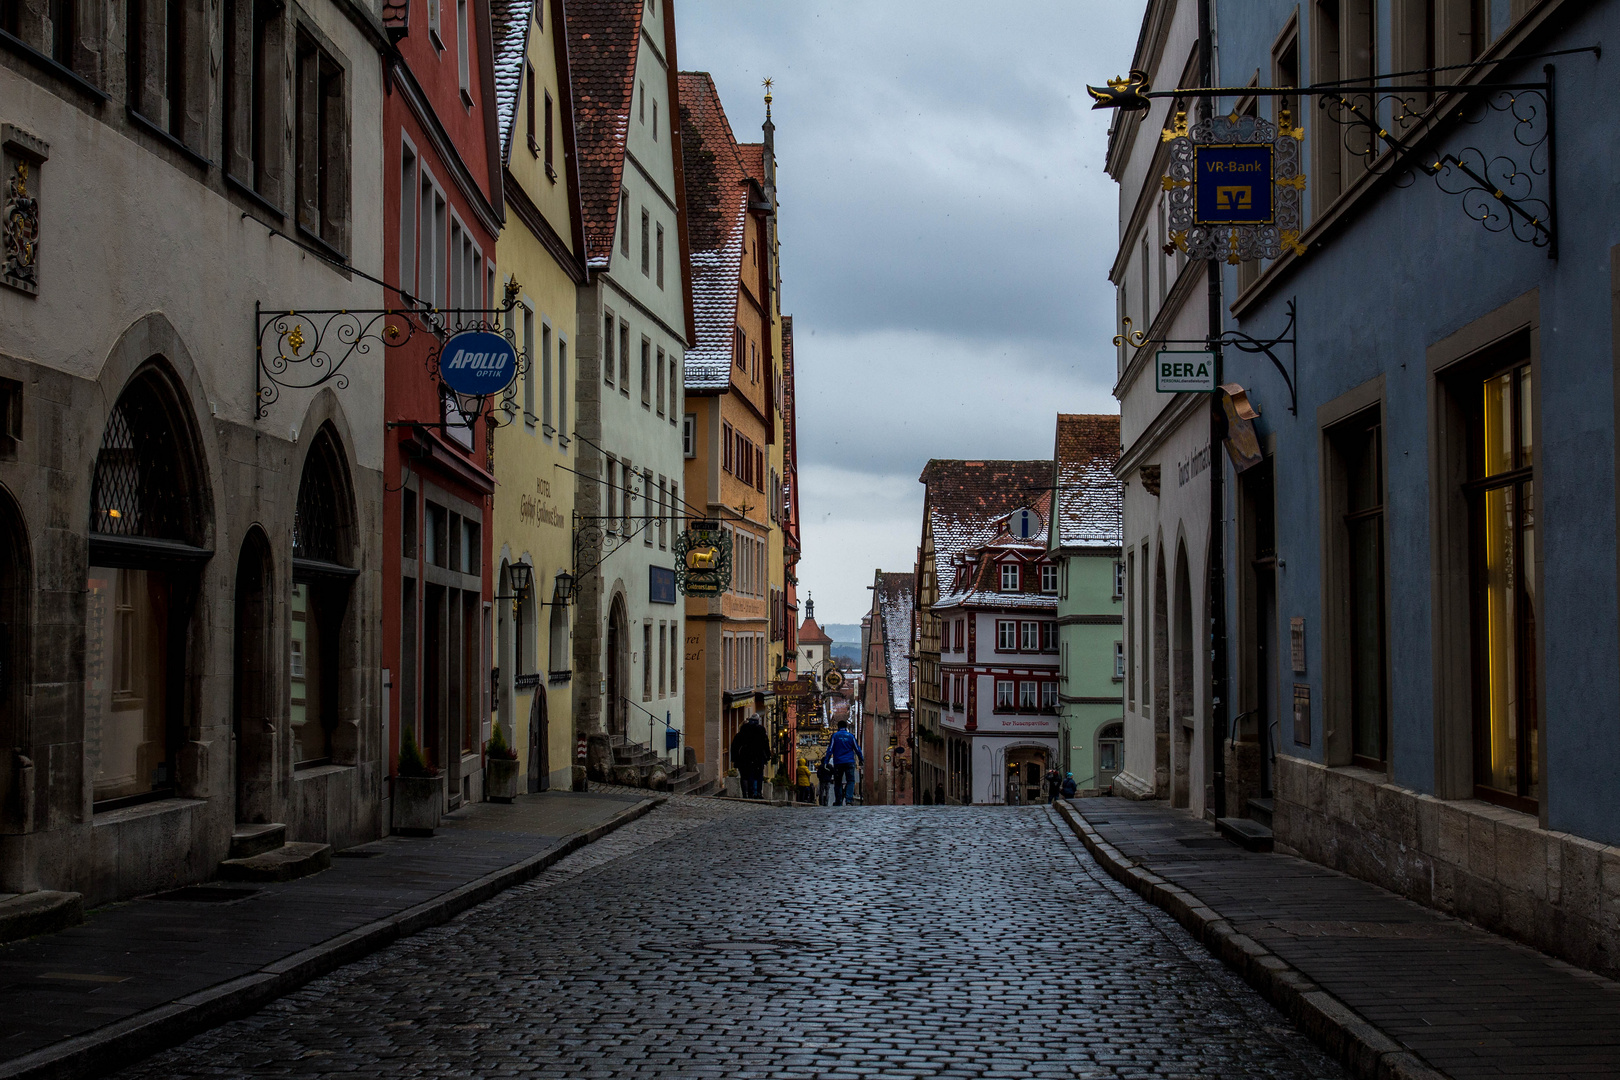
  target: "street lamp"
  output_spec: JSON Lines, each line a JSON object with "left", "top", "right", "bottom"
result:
{"left": 495, "top": 561, "right": 533, "bottom": 613}
{"left": 552, "top": 569, "right": 576, "bottom": 606}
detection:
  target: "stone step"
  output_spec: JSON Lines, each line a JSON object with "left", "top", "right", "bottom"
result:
{"left": 229, "top": 822, "right": 287, "bottom": 860}
{"left": 217, "top": 841, "right": 332, "bottom": 883}
{"left": 0, "top": 890, "right": 84, "bottom": 944}
{"left": 1247, "top": 797, "right": 1274, "bottom": 829}
{"left": 1216, "top": 816, "right": 1274, "bottom": 853}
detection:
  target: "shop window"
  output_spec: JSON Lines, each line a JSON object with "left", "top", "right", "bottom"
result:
{"left": 1472, "top": 361, "right": 1537, "bottom": 808}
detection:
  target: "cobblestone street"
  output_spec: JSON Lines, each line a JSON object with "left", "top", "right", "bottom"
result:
{"left": 106, "top": 798, "right": 1343, "bottom": 1079}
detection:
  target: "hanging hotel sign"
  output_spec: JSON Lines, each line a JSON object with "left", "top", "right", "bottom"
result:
{"left": 1163, "top": 108, "right": 1305, "bottom": 263}
{"left": 1156, "top": 350, "right": 1216, "bottom": 393}
{"left": 439, "top": 330, "right": 519, "bottom": 396}
{"left": 672, "top": 519, "right": 733, "bottom": 596}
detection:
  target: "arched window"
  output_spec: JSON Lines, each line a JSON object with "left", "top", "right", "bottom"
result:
{"left": 85, "top": 368, "right": 211, "bottom": 809}
{"left": 291, "top": 426, "right": 357, "bottom": 768}
{"left": 547, "top": 576, "right": 569, "bottom": 676}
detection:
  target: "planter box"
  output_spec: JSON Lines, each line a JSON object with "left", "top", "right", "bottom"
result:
{"left": 485, "top": 758, "right": 519, "bottom": 803}
{"left": 723, "top": 775, "right": 742, "bottom": 799}
{"left": 393, "top": 775, "right": 442, "bottom": 835}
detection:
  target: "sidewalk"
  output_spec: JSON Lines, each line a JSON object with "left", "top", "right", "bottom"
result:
{"left": 0, "top": 789, "right": 660, "bottom": 1080}
{"left": 1058, "top": 798, "right": 1620, "bottom": 1080}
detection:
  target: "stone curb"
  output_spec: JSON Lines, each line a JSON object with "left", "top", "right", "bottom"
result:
{"left": 1053, "top": 801, "right": 1449, "bottom": 1080}
{"left": 0, "top": 795, "right": 667, "bottom": 1080}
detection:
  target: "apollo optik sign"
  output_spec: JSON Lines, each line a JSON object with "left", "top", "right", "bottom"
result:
{"left": 439, "top": 330, "right": 519, "bottom": 397}
{"left": 1156, "top": 350, "right": 1215, "bottom": 394}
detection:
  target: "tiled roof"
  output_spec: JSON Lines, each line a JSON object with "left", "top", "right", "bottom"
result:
{"left": 1053, "top": 414, "right": 1123, "bottom": 548}
{"left": 679, "top": 70, "right": 751, "bottom": 392}
{"left": 933, "top": 590, "right": 1058, "bottom": 613}
{"left": 798, "top": 615, "right": 832, "bottom": 645}
{"left": 566, "top": 0, "right": 644, "bottom": 267}
{"left": 491, "top": 0, "right": 532, "bottom": 163}
{"left": 736, "top": 141, "right": 765, "bottom": 184}
{"left": 919, "top": 460, "right": 1054, "bottom": 596}
{"left": 876, "top": 571, "right": 914, "bottom": 712}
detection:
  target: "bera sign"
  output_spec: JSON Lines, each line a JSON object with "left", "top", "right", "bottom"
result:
{"left": 1156, "top": 350, "right": 1215, "bottom": 394}
{"left": 439, "top": 330, "right": 519, "bottom": 397}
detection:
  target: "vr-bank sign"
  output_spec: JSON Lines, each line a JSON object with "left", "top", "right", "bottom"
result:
{"left": 1156, "top": 350, "right": 1216, "bottom": 394}
{"left": 440, "top": 330, "right": 519, "bottom": 397}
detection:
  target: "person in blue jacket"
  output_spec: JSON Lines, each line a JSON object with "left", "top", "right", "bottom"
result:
{"left": 821, "top": 719, "right": 864, "bottom": 806}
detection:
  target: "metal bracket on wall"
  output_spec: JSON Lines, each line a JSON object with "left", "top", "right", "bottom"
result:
{"left": 1121, "top": 298, "right": 1298, "bottom": 415}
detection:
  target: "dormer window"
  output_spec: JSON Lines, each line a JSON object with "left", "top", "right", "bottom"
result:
{"left": 1040, "top": 563, "right": 1058, "bottom": 594}
{"left": 1000, "top": 563, "right": 1020, "bottom": 592}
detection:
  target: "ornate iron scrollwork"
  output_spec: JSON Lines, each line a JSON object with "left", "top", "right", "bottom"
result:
{"left": 672, "top": 520, "right": 733, "bottom": 597}
{"left": 1164, "top": 111, "right": 1306, "bottom": 264}
{"left": 255, "top": 300, "right": 529, "bottom": 424}
{"left": 1317, "top": 77, "right": 1554, "bottom": 251}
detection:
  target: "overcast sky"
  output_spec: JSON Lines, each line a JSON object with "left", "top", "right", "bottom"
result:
{"left": 677, "top": 0, "right": 1145, "bottom": 627}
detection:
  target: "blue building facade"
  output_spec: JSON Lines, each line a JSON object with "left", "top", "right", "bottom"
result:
{"left": 1207, "top": 0, "right": 1620, "bottom": 974}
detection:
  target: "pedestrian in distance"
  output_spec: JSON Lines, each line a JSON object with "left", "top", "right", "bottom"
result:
{"left": 1061, "top": 772, "right": 1078, "bottom": 800}
{"left": 730, "top": 715, "right": 770, "bottom": 799}
{"left": 815, "top": 758, "right": 834, "bottom": 805}
{"left": 821, "top": 719, "right": 863, "bottom": 806}
{"left": 795, "top": 757, "right": 814, "bottom": 803}
{"left": 1046, "top": 767, "right": 1063, "bottom": 805}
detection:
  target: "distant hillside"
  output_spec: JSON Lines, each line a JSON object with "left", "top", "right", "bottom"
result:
{"left": 823, "top": 623, "right": 863, "bottom": 642}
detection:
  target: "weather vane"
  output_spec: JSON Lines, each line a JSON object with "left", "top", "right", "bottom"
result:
{"left": 762, "top": 76, "right": 773, "bottom": 117}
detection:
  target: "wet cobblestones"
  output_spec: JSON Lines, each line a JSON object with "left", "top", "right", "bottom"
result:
{"left": 113, "top": 799, "right": 1344, "bottom": 1079}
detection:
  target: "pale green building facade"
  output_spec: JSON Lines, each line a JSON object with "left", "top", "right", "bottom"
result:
{"left": 1050, "top": 415, "right": 1125, "bottom": 794}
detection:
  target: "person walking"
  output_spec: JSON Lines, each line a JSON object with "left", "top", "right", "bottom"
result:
{"left": 815, "top": 758, "right": 834, "bottom": 806}
{"left": 795, "top": 757, "right": 814, "bottom": 803}
{"left": 730, "top": 715, "right": 770, "bottom": 799}
{"left": 1060, "top": 772, "right": 1078, "bottom": 799}
{"left": 822, "top": 719, "right": 864, "bottom": 806}
{"left": 1045, "top": 767, "right": 1063, "bottom": 805}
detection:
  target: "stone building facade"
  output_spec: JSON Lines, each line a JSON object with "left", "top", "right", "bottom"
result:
{"left": 0, "top": 0, "right": 386, "bottom": 902}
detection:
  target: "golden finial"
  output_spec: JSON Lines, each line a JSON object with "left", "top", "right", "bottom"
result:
{"left": 287, "top": 324, "right": 306, "bottom": 355}
{"left": 762, "top": 77, "right": 773, "bottom": 119}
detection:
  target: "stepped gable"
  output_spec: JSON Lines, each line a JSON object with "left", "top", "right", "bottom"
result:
{"left": 565, "top": 0, "right": 644, "bottom": 266}
{"left": 875, "top": 572, "right": 914, "bottom": 712}
{"left": 1053, "top": 414, "right": 1123, "bottom": 548}
{"left": 678, "top": 71, "right": 753, "bottom": 392}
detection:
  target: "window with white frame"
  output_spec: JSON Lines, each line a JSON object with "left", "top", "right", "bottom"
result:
{"left": 1114, "top": 641, "right": 1125, "bottom": 679}
{"left": 1041, "top": 563, "right": 1058, "bottom": 593}
{"left": 1113, "top": 559, "right": 1125, "bottom": 600}
{"left": 1041, "top": 682, "right": 1059, "bottom": 710}
{"left": 996, "top": 619, "right": 1016, "bottom": 652}
{"left": 1020, "top": 621, "right": 1039, "bottom": 651}
{"left": 996, "top": 680, "right": 1014, "bottom": 709}
{"left": 682, "top": 414, "right": 696, "bottom": 457}
{"left": 1018, "top": 681, "right": 1038, "bottom": 710}
{"left": 1040, "top": 622, "right": 1057, "bottom": 652}
{"left": 1000, "top": 563, "right": 1019, "bottom": 592}
{"left": 603, "top": 311, "right": 615, "bottom": 386}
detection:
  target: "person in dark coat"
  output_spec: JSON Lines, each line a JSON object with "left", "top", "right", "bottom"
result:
{"left": 730, "top": 715, "right": 771, "bottom": 798}
{"left": 1046, "top": 767, "right": 1063, "bottom": 805}
{"left": 1060, "top": 772, "right": 1078, "bottom": 799}
{"left": 815, "top": 758, "right": 834, "bottom": 806}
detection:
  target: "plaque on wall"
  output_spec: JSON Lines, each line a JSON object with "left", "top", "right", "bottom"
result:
{"left": 1289, "top": 617, "right": 1305, "bottom": 673}
{"left": 1292, "top": 683, "right": 1311, "bottom": 747}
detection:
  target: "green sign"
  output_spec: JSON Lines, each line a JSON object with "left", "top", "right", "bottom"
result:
{"left": 1156, "top": 351, "right": 1216, "bottom": 394}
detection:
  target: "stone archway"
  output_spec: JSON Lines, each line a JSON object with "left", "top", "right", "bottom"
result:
{"left": 233, "top": 527, "right": 275, "bottom": 824}
{"left": 606, "top": 596, "right": 628, "bottom": 743}
{"left": 291, "top": 424, "right": 359, "bottom": 768}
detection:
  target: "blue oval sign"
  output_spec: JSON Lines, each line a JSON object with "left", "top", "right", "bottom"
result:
{"left": 440, "top": 330, "right": 518, "bottom": 396}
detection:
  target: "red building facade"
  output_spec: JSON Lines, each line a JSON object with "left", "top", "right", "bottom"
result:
{"left": 380, "top": 0, "right": 506, "bottom": 817}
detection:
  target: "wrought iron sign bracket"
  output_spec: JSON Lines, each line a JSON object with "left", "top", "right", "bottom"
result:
{"left": 1119, "top": 299, "right": 1298, "bottom": 415}
{"left": 255, "top": 285, "right": 528, "bottom": 424}
{"left": 1092, "top": 46, "right": 1599, "bottom": 258}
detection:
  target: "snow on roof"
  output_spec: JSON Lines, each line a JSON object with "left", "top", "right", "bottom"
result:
{"left": 490, "top": 0, "right": 532, "bottom": 164}
{"left": 920, "top": 459, "right": 1053, "bottom": 598}
{"left": 875, "top": 571, "right": 914, "bottom": 712}
{"left": 1053, "top": 414, "right": 1123, "bottom": 548}
{"left": 677, "top": 71, "right": 752, "bottom": 392}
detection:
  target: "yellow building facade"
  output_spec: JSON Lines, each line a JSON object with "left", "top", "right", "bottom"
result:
{"left": 490, "top": 0, "right": 588, "bottom": 791}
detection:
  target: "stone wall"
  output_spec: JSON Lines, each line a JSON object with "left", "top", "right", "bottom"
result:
{"left": 1275, "top": 754, "right": 1619, "bottom": 978}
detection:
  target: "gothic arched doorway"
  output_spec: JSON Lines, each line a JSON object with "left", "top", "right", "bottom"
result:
{"left": 528, "top": 689, "right": 549, "bottom": 792}
{"left": 606, "top": 597, "right": 628, "bottom": 743}
{"left": 86, "top": 363, "right": 211, "bottom": 810}
{"left": 233, "top": 527, "right": 275, "bottom": 823}
{"left": 291, "top": 425, "right": 358, "bottom": 769}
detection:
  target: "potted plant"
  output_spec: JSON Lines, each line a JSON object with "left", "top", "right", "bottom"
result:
{"left": 485, "top": 723, "right": 520, "bottom": 803}
{"left": 392, "top": 725, "right": 442, "bottom": 835}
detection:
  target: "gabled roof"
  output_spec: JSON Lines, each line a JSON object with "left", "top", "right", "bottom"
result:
{"left": 919, "top": 459, "right": 1054, "bottom": 596}
{"left": 1053, "top": 414, "right": 1123, "bottom": 548}
{"left": 565, "top": 0, "right": 644, "bottom": 267}
{"left": 736, "top": 141, "right": 765, "bottom": 184}
{"left": 875, "top": 572, "right": 914, "bottom": 712}
{"left": 678, "top": 71, "right": 752, "bottom": 392}
{"left": 798, "top": 614, "right": 832, "bottom": 645}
